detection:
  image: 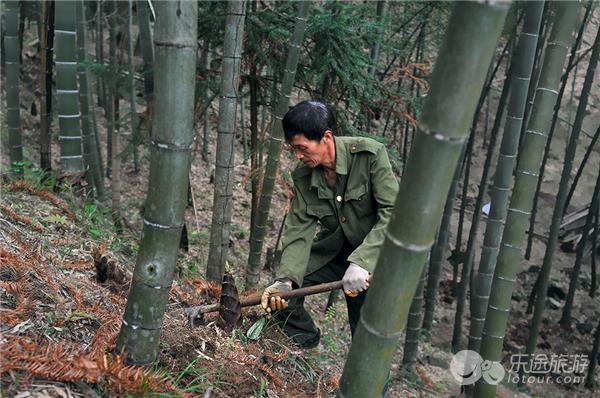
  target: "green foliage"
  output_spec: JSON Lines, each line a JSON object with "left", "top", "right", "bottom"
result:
{"left": 246, "top": 317, "right": 266, "bottom": 340}
{"left": 151, "top": 358, "right": 231, "bottom": 396}
{"left": 254, "top": 378, "right": 267, "bottom": 398}
{"left": 43, "top": 214, "right": 69, "bottom": 228}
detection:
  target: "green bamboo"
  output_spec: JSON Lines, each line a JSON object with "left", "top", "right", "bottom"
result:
{"left": 526, "top": 19, "right": 599, "bottom": 359}
{"left": 206, "top": 0, "right": 247, "bottom": 282}
{"left": 137, "top": 0, "right": 154, "bottom": 105}
{"left": 422, "top": 146, "right": 465, "bottom": 336}
{"left": 55, "top": 0, "right": 84, "bottom": 173}
{"left": 451, "top": 56, "right": 511, "bottom": 353}
{"left": 201, "top": 39, "right": 211, "bottom": 163}
{"left": 337, "top": 3, "right": 508, "bottom": 396}
{"left": 115, "top": 0, "right": 197, "bottom": 364}
{"left": 105, "top": 0, "right": 115, "bottom": 178}
{"left": 108, "top": 0, "right": 121, "bottom": 225}
{"left": 563, "top": 125, "right": 600, "bottom": 216}
{"left": 240, "top": 94, "right": 248, "bottom": 164}
{"left": 561, "top": 165, "right": 600, "bottom": 326}
{"left": 364, "top": 0, "right": 388, "bottom": 133}
{"left": 95, "top": 0, "right": 105, "bottom": 110}
{"left": 586, "top": 318, "right": 600, "bottom": 388}
{"left": 76, "top": 0, "right": 104, "bottom": 198}
{"left": 525, "top": 0, "right": 593, "bottom": 260}
{"left": 4, "top": 0, "right": 23, "bottom": 176}
{"left": 593, "top": 209, "right": 599, "bottom": 298}
{"left": 128, "top": 0, "right": 139, "bottom": 173}
{"left": 245, "top": 1, "right": 309, "bottom": 288}
{"left": 453, "top": 38, "right": 510, "bottom": 282}
{"left": 39, "top": 0, "right": 55, "bottom": 172}
{"left": 475, "top": 3, "right": 579, "bottom": 396}
{"left": 401, "top": 265, "right": 426, "bottom": 372}
{"left": 468, "top": 0, "right": 543, "bottom": 353}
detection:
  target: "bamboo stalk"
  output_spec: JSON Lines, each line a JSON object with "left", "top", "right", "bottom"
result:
{"left": 207, "top": 0, "right": 247, "bottom": 282}
{"left": 468, "top": 0, "right": 543, "bottom": 353}
{"left": 245, "top": 1, "right": 310, "bottom": 288}
{"left": 525, "top": 17, "right": 600, "bottom": 361}
{"left": 475, "top": 3, "right": 580, "bottom": 396}
{"left": 338, "top": 3, "right": 508, "bottom": 396}
{"left": 55, "top": 0, "right": 84, "bottom": 173}
{"left": 115, "top": 0, "right": 197, "bottom": 364}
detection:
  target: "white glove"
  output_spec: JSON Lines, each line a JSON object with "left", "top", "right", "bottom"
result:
{"left": 261, "top": 279, "right": 292, "bottom": 313}
{"left": 342, "top": 263, "right": 370, "bottom": 297}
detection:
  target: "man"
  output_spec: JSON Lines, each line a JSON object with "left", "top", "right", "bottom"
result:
{"left": 261, "top": 100, "right": 399, "bottom": 348}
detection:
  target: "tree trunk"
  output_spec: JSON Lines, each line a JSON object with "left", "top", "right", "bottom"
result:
{"left": 363, "top": 0, "right": 388, "bottom": 133}
{"left": 95, "top": 0, "right": 105, "bottom": 110}
{"left": 475, "top": 3, "right": 579, "bottom": 396}
{"left": 128, "top": 0, "right": 139, "bottom": 173}
{"left": 401, "top": 266, "right": 427, "bottom": 372}
{"left": 586, "top": 318, "right": 600, "bottom": 388}
{"left": 40, "top": 0, "right": 55, "bottom": 172}
{"left": 563, "top": 125, "right": 600, "bottom": 216}
{"left": 206, "top": 0, "right": 247, "bottom": 282}
{"left": 422, "top": 147, "right": 465, "bottom": 336}
{"left": 201, "top": 39, "right": 211, "bottom": 162}
{"left": 561, "top": 166, "right": 600, "bottom": 326}
{"left": 137, "top": 0, "right": 154, "bottom": 105}
{"left": 468, "top": 0, "right": 543, "bottom": 353}
{"left": 525, "top": 1, "right": 593, "bottom": 259}
{"left": 526, "top": 20, "right": 600, "bottom": 357}
{"left": 338, "top": 3, "right": 508, "bottom": 396}
{"left": 451, "top": 56, "right": 511, "bottom": 353}
{"left": 115, "top": 0, "right": 197, "bottom": 364}
{"left": 105, "top": 0, "right": 115, "bottom": 178}
{"left": 76, "top": 0, "right": 104, "bottom": 198}
{"left": 55, "top": 0, "right": 84, "bottom": 173}
{"left": 245, "top": 1, "right": 309, "bottom": 289}
{"left": 108, "top": 0, "right": 121, "bottom": 226}
{"left": 4, "top": 0, "right": 23, "bottom": 177}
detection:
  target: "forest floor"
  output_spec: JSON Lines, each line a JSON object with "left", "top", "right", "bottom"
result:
{"left": 2, "top": 11, "right": 600, "bottom": 397}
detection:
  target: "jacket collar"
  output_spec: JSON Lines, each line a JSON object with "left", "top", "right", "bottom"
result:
{"left": 309, "top": 136, "right": 348, "bottom": 198}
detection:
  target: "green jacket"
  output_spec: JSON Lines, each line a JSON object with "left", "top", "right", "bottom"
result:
{"left": 277, "top": 136, "right": 399, "bottom": 287}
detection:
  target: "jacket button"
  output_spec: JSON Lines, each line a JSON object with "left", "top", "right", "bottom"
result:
{"left": 351, "top": 145, "right": 357, "bottom": 151}
{"left": 341, "top": 216, "right": 347, "bottom": 223}
{"left": 336, "top": 195, "right": 343, "bottom": 202}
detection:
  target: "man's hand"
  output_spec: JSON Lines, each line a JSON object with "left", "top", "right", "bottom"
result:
{"left": 261, "top": 279, "right": 293, "bottom": 313}
{"left": 342, "top": 263, "right": 370, "bottom": 297}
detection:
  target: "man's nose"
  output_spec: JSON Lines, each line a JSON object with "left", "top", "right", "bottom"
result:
{"left": 295, "top": 151, "right": 303, "bottom": 160}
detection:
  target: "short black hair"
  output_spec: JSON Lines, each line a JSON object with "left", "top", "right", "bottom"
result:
{"left": 282, "top": 100, "right": 337, "bottom": 142}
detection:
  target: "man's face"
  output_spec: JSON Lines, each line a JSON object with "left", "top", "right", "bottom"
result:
{"left": 287, "top": 131, "right": 332, "bottom": 168}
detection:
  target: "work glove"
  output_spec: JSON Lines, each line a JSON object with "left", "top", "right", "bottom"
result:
{"left": 342, "top": 263, "right": 370, "bottom": 297}
{"left": 261, "top": 279, "right": 292, "bottom": 314}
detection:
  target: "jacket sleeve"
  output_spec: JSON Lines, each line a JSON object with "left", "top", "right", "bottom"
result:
{"left": 276, "top": 185, "right": 317, "bottom": 287}
{"left": 347, "top": 146, "right": 399, "bottom": 272}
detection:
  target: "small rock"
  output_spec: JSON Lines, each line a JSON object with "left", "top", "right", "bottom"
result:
{"left": 547, "top": 297, "right": 562, "bottom": 310}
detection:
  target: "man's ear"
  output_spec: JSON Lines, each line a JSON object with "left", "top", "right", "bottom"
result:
{"left": 323, "top": 130, "right": 334, "bottom": 141}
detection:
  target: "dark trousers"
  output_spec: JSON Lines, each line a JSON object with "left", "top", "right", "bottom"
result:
{"left": 273, "top": 254, "right": 367, "bottom": 348}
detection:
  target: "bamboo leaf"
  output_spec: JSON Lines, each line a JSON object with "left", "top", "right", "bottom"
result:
{"left": 246, "top": 317, "right": 266, "bottom": 340}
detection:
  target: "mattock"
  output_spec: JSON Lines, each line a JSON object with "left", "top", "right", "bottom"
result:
{"left": 185, "top": 274, "right": 344, "bottom": 328}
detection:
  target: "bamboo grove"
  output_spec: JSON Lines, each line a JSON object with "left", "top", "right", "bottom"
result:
{"left": 1, "top": 1, "right": 599, "bottom": 395}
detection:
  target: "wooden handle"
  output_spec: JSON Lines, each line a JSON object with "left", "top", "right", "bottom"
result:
{"left": 186, "top": 280, "right": 344, "bottom": 318}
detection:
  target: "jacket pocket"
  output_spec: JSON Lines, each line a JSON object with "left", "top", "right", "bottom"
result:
{"left": 306, "top": 203, "right": 338, "bottom": 231}
{"left": 346, "top": 183, "right": 372, "bottom": 217}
